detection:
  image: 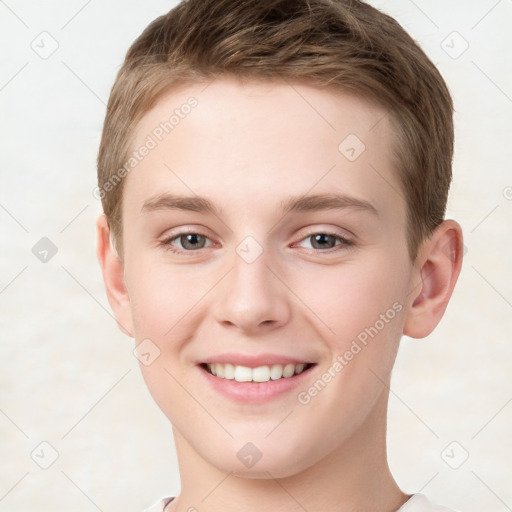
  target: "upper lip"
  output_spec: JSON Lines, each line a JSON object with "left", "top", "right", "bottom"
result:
{"left": 199, "top": 353, "right": 316, "bottom": 368}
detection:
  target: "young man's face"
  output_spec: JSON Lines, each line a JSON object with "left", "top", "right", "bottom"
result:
{"left": 114, "top": 77, "right": 419, "bottom": 476}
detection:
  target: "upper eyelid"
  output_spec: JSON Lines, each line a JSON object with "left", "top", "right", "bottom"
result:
{"left": 162, "top": 223, "right": 354, "bottom": 239}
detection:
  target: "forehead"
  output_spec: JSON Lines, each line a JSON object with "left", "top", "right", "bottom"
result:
{"left": 124, "top": 77, "right": 404, "bottom": 226}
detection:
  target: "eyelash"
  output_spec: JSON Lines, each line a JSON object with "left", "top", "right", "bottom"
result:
{"left": 159, "top": 229, "right": 355, "bottom": 255}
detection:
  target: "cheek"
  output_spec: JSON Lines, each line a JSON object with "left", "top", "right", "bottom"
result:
{"left": 287, "top": 255, "right": 406, "bottom": 347}
{"left": 126, "top": 259, "right": 201, "bottom": 337}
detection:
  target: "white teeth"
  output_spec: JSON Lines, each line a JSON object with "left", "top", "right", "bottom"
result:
{"left": 205, "top": 362, "right": 310, "bottom": 382}
{"left": 282, "top": 363, "right": 295, "bottom": 378}
{"left": 252, "top": 366, "right": 271, "bottom": 382}
{"left": 234, "top": 365, "right": 252, "bottom": 382}
{"left": 215, "top": 363, "right": 225, "bottom": 378}
{"left": 224, "top": 363, "right": 235, "bottom": 379}
{"left": 270, "top": 364, "right": 283, "bottom": 380}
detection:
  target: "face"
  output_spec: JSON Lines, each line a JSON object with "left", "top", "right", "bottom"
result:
{"left": 118, "top": 77, "right": 416, "bottom": 477}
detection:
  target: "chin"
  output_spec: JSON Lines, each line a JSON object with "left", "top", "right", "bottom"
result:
{"left": 203, "top": 440, "right": 318, "bottom": 480}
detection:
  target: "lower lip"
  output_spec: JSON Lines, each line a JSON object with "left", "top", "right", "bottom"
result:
{"left": 198, "top": 364, "right": 316, "bottom": 403}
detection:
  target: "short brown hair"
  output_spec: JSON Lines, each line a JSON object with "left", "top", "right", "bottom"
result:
{"left": 97, "top": 0, "right": 454, "bottom": 261}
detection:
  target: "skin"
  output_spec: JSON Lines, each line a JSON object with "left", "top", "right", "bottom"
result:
{"left": 96, "top": 77, "right": 463, "bottom": 512}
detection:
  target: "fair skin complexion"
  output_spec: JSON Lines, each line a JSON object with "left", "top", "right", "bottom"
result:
{"left": 96, "top": 77, "right": 463, "bottom": 512}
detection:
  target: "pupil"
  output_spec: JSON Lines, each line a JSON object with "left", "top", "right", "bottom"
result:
{"left": 314, "top": 234, "right": 333, "bottom": 249}
{"left": 184, "top": 233, "right": 203, "bottom": 249}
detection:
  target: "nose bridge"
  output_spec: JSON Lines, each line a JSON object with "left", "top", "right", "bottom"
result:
{"left": 214, "top": 235, "right": 290, "bottom": 331}
{"left": 232, "top": 236, "right": 271, "bottom": 291}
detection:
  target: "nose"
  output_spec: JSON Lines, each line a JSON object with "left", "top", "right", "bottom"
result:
{"left": 212, "top": 245, "right": 291, "bottom": 334}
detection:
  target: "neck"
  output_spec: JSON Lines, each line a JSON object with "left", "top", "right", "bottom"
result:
{"left": 167, "top": 390, "right": 409, "bottom": 512}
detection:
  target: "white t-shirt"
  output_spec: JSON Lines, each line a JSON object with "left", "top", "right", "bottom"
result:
{"left": 397, "top": 494, "right": 458, "bottom": 511}
{"left": 145, "top": 493, "right": 458, "bottom": 511}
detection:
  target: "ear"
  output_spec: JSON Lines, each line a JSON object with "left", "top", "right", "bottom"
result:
{"left": 403, "top": 219, "right": 464, "bottom": 338}
{"left": 95, "top": 214, "right": 134, "bottom": 337}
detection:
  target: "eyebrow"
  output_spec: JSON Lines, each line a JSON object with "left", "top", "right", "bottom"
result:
{"left": 141, "top": 192, "right": 378, "bottom": 217}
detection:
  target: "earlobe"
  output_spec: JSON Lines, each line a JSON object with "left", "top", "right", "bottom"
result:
{"left": 403, "top": 220, "right": 464, "bottom": 339}
{"left": 95, "top": 214, "right": 134, "bottom": 337}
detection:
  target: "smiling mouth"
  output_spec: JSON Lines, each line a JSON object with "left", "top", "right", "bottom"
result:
{"left": 200, "top": 362, "right": 316, "bottom": 383}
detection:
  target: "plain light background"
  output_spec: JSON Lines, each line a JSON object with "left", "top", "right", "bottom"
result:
{"left": 1, "top": 1, "right": 511, "bottom": 511}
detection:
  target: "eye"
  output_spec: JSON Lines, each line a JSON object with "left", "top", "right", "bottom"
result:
{"left": 159, "top": 229, "right": 354, "bottom": 255}
{"left": 160, "top": 231, "right": 213, "bottom": 253}
{"left": 295, "top": 231, "right": 354, "bottom": 252}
